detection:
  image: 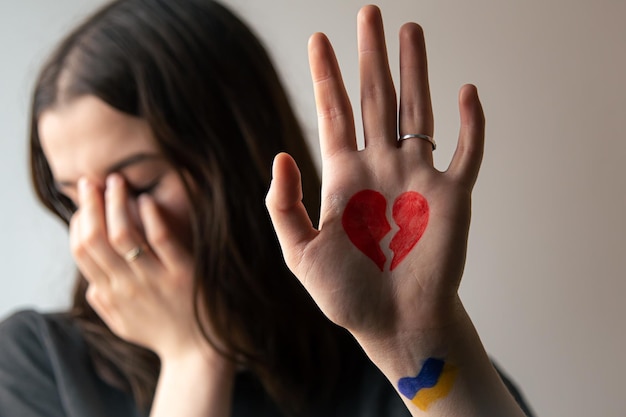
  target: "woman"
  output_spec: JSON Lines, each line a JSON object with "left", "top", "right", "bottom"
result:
{"left": 0, "top": 0, "right": 532, "bottom": 416}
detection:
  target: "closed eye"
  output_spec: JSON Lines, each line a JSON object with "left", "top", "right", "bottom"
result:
{"left": 127, "top": 178, "right": 161, "bottom": 198}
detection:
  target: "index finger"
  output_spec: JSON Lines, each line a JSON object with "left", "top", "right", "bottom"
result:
{"left": 309, "top": 32, "right": 357, "bottom": 158}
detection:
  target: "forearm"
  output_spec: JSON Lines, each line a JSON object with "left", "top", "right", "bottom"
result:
{"left": 150, "top": 351, "right": 235, "bottom": 417}
{"left": 357, "top": 298, "right": 526, "bottom": 417}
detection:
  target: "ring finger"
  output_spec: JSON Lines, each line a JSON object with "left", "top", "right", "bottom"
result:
{"left": 105, "top": 174, "right": 154, "bottom": 276}
{"left": 398, "top": 22, "right": 435, "bottom": 163}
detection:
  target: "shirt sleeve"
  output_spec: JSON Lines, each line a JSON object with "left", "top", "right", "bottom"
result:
{"left": 0, "top": 310, "right": 66, "bottom": 417}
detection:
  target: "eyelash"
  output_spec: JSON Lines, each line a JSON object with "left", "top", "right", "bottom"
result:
{"left": 128, "top": 179, "right": 160, "bottom": 198}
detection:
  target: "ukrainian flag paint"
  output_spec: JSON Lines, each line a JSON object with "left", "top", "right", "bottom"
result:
{"left": 397, "top": 358, "right": 458, "bottom": 411}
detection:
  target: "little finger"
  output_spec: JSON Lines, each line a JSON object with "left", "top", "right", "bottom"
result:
{"left": 447, "top": 84, "right": 485, "bottom": 188}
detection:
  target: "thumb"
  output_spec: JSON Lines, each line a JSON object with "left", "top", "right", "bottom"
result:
{"left": 265, "top": 153, "right": 318, "bottom": 271}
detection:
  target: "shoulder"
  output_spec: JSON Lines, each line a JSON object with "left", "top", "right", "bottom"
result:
{"left": 0, "top": 309, "right": 48, "bottom": 337}
{"left": 0, "top": 309, "right": 73, "bottom": 362}
{"left": 0, "top": 309, "right": 81, "bottom": 364}
{"left": 0, "top": 309, "right": 77, "bottom": 416}
{"left": 0, "top": 310, "right": 143, "bottom": 417}
{"left": 0, "top": 308, "right": 72, "bottom": 335}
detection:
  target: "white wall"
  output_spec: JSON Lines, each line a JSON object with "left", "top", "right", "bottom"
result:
{"left": 1, "top": 1, "right": 625, "bottom": 416}
{"left": 0, "top": 0, "right": 109, "bottom": 314}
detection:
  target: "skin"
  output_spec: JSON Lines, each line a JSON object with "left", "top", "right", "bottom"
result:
{"left": 36, "top": 5, "right": 526, "bottom": 417}
{"left": 266, "top": 5, "right": 527, "bottom": 416}
{"left": 38, "top": 96, "right": 234, "bottom": 417}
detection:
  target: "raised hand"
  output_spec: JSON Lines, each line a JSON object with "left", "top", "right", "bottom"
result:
{"left": 267, "top": 5, "right": 483, "bottom": 344}
{"left": 267, "top": 6, "right": 526, "bottom": 416}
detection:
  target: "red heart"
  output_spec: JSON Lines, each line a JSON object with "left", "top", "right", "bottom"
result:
{"left": 390, "top": 191, "right": 429, "bottom": 270}
{"left": 342, "top": 190, "right": 429, "bottom": 271}
{"left": 341, "top": 190, "right": 391, "bottom": 271}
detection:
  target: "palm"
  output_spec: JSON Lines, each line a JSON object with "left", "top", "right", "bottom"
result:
{"left": 267, "top": 6, "right": 484, "bottom": 343}
{"left": 304, "top": 153, "right": 472, "bottom": 334}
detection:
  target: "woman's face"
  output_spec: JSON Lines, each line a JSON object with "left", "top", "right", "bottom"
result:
{"left": 38, "top": 95, "right": 193, "bottom": 249}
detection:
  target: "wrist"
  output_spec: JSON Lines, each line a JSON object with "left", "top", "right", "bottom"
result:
{"left": 355, "top": 296, "right": 470, "bottom": 376}
{"left": 353, "top": 300, "right": 526, "bottom": 416}
{"left": 151, "top": 340, "right": 236, "bottom": 417}
{"left": 159, "top": 345, "right": 235, "bottom": 378}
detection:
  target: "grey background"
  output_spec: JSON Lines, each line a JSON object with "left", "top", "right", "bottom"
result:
{"left": 2, "top": 1, "right": 625, "bottom": 416}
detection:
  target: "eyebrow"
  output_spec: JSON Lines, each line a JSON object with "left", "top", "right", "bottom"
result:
{"left": 54, "top": 152, "right": 162, "bottom": 189}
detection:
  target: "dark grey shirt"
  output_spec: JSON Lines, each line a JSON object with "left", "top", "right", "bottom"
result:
{"left": 0, "top": 310, "right": 533, "bottom": 416}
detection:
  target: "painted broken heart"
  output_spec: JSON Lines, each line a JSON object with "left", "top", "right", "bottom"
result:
{"left": 341, "top": 189, "right": 429, "bottom": 271}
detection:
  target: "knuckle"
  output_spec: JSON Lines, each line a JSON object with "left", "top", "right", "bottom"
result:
{"left": 311, "top": 71, "right": 334, "bottom": 86}
{"left": 147, "top": 224, "right": 171, "bottom": 248}
{"left": 86, "top": 285, "right": 113, "bottom": 310}
{"left": 400, "top": 100, "right": 425, "bottom": 121}
{"left": 112, "top": 279, "right": 138, "bottom": 299}
{"left": 82, "top": 226, "right": 101, "bottom": 251}
{"left": 317, "top": 105, "right": 346, "bottom": 121}
{"left": 361, "top": 82, "right": 383, "bottom": 101}
{"left": 85, "top": 286, "right": 99, "bottom": 305}
{"left": 108, "top": 227, "right": 132, "bottom": 250}
{"left": 70, "top": 238, "right": 87, "bottom": 259}
{"left": 362, "top": 83, "right": 395, "bottom": 106}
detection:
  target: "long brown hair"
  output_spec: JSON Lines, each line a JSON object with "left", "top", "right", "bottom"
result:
{"left": 29, "top": 0, "right": 356, "bottom": 413}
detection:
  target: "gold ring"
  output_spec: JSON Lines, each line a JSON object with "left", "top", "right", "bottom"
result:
{"left": 124, "top": 246, "right": 143, "bottom": 262}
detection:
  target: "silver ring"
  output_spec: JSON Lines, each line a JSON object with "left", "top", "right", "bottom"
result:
{"left": 399, "top": 134, "right": 436, "bottom": 151}
{"left": 124, "top": 246, "right": 143, "bottom": 262}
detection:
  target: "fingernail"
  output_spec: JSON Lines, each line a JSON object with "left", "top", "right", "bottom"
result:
{"left": 137, "top": 193, "right": 149, "bottom": 207}
{"left": 78, "top": 178, "right": 90, "bottom": 196}
{"left": 106, "top": 174, "right": 121, "bottom": 190}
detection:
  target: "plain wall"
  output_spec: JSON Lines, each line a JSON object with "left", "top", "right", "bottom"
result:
{"left": 1, "top": 1, "right": 625, "bottom": 416}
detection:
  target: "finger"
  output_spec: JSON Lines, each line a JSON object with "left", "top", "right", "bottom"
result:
{"left": 85, "top": 284, "right": 116, "bottom": 327}
{"left": 138, "top": 193, "right": 191, "bottom": 272}
{"left": 398, "top": 22, "right": 435, "bottom": 162}
{"left": 265, "top": 153, "right": 318, "bottom": 271}
{"left": 358, "top": 5, "right": 397, "bottom": 148}
{"left": 447, "top": 84, "right": 485, "bottom": 188}
{"left": 77, "top": 178, "right": 129, "bottom": 275}
{"left": 309, "top": 32, "right": 357, "bottom": 158}
{"left": 105, "top": 174, "right": 154, "bottom": 270}
{"left": 69, "top": 210, "right": 109, "bottom": 285}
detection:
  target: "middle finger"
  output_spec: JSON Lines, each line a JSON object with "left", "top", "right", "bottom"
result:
{"left": 77, "top": 177, "right": 128, "bottom": 276}
{"left": 358, "top": 5, "right": 397, "bottom": 149}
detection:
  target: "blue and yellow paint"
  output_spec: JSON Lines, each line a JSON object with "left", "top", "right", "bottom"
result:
{"left": 397, "top": 358, "right": 458, "bottom": 411}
